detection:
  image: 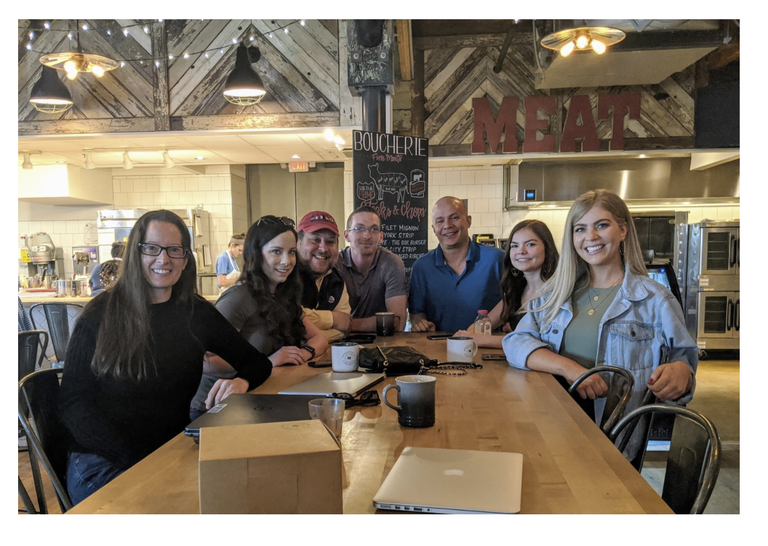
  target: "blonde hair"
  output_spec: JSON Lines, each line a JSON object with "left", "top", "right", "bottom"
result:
{"left": 533, "top": 189, "right": 647, "bottom": 327}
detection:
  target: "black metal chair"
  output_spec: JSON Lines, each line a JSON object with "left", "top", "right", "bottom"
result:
{"left": 609, "top": 404, "right": 721, "bottom": 514}
{"left": 29, "top": 302, "right": 83, "bottom": 367}
{"left": 568, "top": 365, "right": 635, "bottom": 435}
{"left": 19, "top": 330, "right": 49, "bottom": 380}
{"left": 18, "top": 368, "right": 73, "bottom": 513}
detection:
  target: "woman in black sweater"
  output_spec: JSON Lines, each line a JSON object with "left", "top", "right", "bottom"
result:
{"left": 59, "top": 210, "right": 273, "bottom": 505}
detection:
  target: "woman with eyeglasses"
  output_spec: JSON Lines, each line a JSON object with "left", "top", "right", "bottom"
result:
{"left": 503, "top": 190, "right": 697, "bottom": 458}
{"left": 454, "top": 220, "right": 559, "bottom": 348}
{"left": 59, "top": 210, "right": 273, "bottom": 505}
{"left": 189, "top": 215, "right": 329, "bottom": 419}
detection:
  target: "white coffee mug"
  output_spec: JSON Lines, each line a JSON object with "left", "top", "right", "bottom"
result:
{"left": 331, "top": 342, "right": 362, "bottom": 372}
{"left": 446, "top": 337, "right": 478, "bottom": 363}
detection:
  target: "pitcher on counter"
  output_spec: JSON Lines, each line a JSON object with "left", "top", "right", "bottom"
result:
{"left": 58, "top": 210, "right": 273, "bottom": 505}
{"left": 503, "top": 189, "right": 698, "bottom": 460}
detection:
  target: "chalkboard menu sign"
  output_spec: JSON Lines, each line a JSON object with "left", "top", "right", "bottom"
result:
{"left": 352, "top": 130, "right": 429, "bottom": 278}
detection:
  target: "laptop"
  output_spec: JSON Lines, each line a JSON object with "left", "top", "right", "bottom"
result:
{"left": 184, "top": 393, "right": 318, "bottom": 439}
{"left": 278, "top": 371, "right": 385, "bottom": 396}
{"left": 373, "top": 447, "right": 523, "bottom": 514}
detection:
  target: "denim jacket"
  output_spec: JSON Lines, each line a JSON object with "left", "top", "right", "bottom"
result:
{"left": 502, "top": 267, "right": 698, "bottom": 456}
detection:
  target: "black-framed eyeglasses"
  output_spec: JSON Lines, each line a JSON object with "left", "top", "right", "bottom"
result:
{"left": 350, "top": 225, "right": 381, "bottom": 234}
{"left": 328, "top": 390, "right": 380, "bottom": 408}
{"left": 138, "top": 243, "right": 187, "bottom": 259}
{"left": 257, "top": 215, "right": 295, "bottom": 228}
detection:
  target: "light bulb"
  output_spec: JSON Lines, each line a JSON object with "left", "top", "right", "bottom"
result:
{"left": 22, "top": 153, "right": 33, "bottom": 170}
{"left": 163, "top": 151, "right": 174, "bottom": 169}
{"left": 92, "top": 65, "right": 104, "bottom": 77}
{"left": 591, "top": 39, "right": 606, "bottom": 54}
{"left": 324, "top": 129, "right": 336, "bottom": 141}
{"left": 560, "top": 41, "right": 575, "bottom": 57}
{"left": 123, "top": 152, "right": 134, "bottom": 170}
{"left": 575, "top": 34, "right": 590, "bottom": 49}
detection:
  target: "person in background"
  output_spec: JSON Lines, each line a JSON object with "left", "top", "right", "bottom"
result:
{"left": 89, "top": 241, "right": 125, "bottom": 296}
{"left": 59, "top": 210, "right": 273, "bottom": 505}
{"left": 296, "top": 210, "right": 351, "bottom": 342}
{"left": 503, "top": 190, "right": 697, "bottom": 459}
{"left": 455, "top": 220, "right": 559, "bottom": 348}
{"left": 216, "top": 233, "right": 245, "bottom": 291}
{"left": 335, "top": 206, "right": 408, "bottom": 332}
{"left": 190, "top": 215, "right": 329, "bottom": 420}
{"left": 409, "top": 196, "right": 504, "bottom": 333}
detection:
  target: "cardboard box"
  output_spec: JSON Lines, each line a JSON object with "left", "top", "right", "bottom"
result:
{"left": 199, "top": 420, "right": 343, "bottom": 514}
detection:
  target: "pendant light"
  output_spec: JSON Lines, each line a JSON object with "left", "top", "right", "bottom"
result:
{"left": 83, "top": 151, "right": 96, "bottom": 169}
{"left": 222, "top": 44, "right": 267, "bottom": 106}
{"left": 28, "top": 66, "right": 74, "bottom": 113}
{"left": 39, "top": 20, "right": 119, "bottom": 80}
{"left": 162, "top": 151, "right": 175, "bottom": 169}
{"left": 22, "top": 153, "right": 33, "bottom": 170}
{"left": 122, "top": 152, "right": 134, "bottom": 170}
{"left": 541, "top": 26, "right": 625, "bottom": 57}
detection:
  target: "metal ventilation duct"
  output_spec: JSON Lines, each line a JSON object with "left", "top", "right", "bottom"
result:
{"left": 508, "top": 156, "right": 739, "bottom": 208}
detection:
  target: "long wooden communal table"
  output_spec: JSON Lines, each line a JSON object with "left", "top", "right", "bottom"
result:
{"left": 68, "top": 332, "right": 672, "bottom": 514}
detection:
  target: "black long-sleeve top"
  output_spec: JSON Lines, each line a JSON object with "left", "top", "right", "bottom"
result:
{"left": 59, "top": 292, "right": 272, "bottom": 470}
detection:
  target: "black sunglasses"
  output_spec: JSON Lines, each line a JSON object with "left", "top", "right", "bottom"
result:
{"left": 257, "top": 215, "right": 295, "bottom": 228}
{"left": 328, "top": 390, "right": 380, "bottom": 408}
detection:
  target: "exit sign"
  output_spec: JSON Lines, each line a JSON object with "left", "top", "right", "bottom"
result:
{"left": 289, "top": 161, "right": 309, "bottom": 172}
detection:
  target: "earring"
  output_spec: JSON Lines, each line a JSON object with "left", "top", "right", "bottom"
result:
{"left": 511, "top": 267, "right": 520, "bottom": 277}
{"left": 620, "top": 241, "right": 625, "bottom": 257}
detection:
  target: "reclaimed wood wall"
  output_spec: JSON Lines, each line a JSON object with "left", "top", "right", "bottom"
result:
{"left": 18, "top": 19, "right": 358, "bottom": 135}
{"left": 401, "top": 33, "right": 696, "bottom": 152}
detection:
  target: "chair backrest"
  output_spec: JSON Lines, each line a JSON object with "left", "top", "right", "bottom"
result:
{"left": 18, "top": 368, "right": 73, "bottom": 512}
{"left": 18, "top": 330, "right": 49, "bottom": 382}
{"left": 29, "top": 303, "right": 83, "bottom": 365}
{"left": 609, "top": 404, "right": 721, "bottom": 514}
{"left": 568, "top": 365, "right": 635, "bottom": 434}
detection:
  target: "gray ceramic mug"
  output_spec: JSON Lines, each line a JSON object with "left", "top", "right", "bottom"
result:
{"left": 382, "top": 375, "right": 436, "bottom": 427}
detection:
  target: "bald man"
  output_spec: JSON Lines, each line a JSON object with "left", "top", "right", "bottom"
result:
{"left": 408, "top": 196, "right": 503, "bottom": 332}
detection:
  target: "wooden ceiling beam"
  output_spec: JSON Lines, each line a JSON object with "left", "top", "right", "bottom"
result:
{"left": 707, "top": 41, "right": 740, "bottom": 70}
{"left": 396, "top": 20, "right": 414, "bottom": 81}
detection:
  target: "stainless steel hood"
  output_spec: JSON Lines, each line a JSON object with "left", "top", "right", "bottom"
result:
{"left": 507, "top": 155, "right": 740, "bottom": 209}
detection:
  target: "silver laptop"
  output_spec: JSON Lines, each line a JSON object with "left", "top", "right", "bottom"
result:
{"left": 278, "top": 371, "right": 385, "bottom": 396}
{"left": 373, "top": 447, "right": 523, "bottom": 514}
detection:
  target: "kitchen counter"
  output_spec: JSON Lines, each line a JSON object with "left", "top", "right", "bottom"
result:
{"left": 18, "top": 291, "right": 218, "bottom": 305}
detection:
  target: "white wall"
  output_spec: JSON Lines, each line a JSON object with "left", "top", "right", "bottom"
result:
{"left": 18, "top": 166, "right": 243, "bottom": 295}
{"left": 344, "top": 163, "right": 741, "bottom": 252}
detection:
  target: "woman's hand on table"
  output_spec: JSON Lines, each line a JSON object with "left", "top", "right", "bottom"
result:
{"left": 205, "top": 377, "right": 249, "bottom": 409}
{"left": 648, "top": 361, "right": 694, "bottom": 400}
{"left": 268, "top": 346, "right": 307, "bottom": 367}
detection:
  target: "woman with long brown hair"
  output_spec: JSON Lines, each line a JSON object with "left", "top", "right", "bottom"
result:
{"left": 455, "top": 219, "right": 558, "bottom": 348}
{"left": 504, "top": 190, "right": 697, "bottom": 457}
{"left": 190, "top": 215, "right": 329, "bottom": 419}
{"left": 59, "top": 210, "right": 273, "bottom": 505}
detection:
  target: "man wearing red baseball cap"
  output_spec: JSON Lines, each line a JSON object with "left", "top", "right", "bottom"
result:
{"left": 297, "top": 211, "right": 351, "bottom": 341}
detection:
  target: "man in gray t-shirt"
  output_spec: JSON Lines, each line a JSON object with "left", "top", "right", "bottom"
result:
{"left": 335, "top": 206, "right": 408, "bottom": 333}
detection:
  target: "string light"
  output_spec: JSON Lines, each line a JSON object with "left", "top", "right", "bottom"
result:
{"left": 21, "top": 19, "right": 306, "bottom": 69}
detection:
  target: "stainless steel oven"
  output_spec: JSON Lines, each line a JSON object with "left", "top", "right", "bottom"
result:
{"left": 678, "top": 220, "right": 740, "bottom": 353}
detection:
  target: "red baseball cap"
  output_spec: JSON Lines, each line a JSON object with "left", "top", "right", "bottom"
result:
{"left": 297, "top": 211, "right": 339, "bottom": 235}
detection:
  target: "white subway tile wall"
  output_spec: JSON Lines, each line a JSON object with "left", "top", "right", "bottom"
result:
{"left": 19, "top": 172, "right": 239, "bottom": 295}
{"left": 343, "top": 164, "right": 741, "bottom": 253}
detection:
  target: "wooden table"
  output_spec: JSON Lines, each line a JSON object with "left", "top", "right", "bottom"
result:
{"left": 68, "top": 333, "right": 672, "bottom": 514}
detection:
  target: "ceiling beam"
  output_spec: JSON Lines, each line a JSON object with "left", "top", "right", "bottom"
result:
{"left": 706, "top": 41, "right": 740, "bottom": 70}
{"left": 396, "top": 20, "right": 414, "bottom": 81}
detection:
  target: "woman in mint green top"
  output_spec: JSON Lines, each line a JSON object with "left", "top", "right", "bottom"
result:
{"left": 503, "top": 190, "right": 697, "bottom": 456}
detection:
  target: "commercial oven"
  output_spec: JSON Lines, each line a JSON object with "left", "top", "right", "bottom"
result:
{"left": 678, "top": 220, "right": 740, "bottom": 352}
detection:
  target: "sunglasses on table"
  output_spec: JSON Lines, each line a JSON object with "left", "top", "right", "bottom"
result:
{"left": 257, "top": 215, "right": 295, "bottom": 228}
{"left": 328, "top": 390, "right": 380, "bottom": 408}
{"left": 137, "top": 243, "right": 187, "bottom": 259}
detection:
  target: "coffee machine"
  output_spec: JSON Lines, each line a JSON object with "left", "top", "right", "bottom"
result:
{"left": 72, "top": 245, "right": 99, "bottom": 290}
{"left": 20, "top": 232, "right": 64, "bottom": 288}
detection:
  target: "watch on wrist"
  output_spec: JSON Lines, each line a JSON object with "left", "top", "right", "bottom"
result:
{"left": 302, "top": 345, "right": 316, "bottom": 359}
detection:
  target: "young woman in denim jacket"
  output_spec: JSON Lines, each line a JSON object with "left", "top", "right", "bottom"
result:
{"left": 502, "top": 190, "right": 697, "bottom": 456}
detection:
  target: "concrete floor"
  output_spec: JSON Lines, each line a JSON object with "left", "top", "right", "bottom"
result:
{"left": 640, "top": 358, "right": 740, "bottom": 514}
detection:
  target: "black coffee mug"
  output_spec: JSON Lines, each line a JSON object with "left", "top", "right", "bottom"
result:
{"left": 382, "top": 375, "right": 436, "bottom": 427}
{"left": 375, "top": 312, "right": 400, "bottom": 336}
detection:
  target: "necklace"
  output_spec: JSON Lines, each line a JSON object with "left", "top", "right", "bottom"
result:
{"left": 586, "top": 275, "right": 623, "bottom": 316}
